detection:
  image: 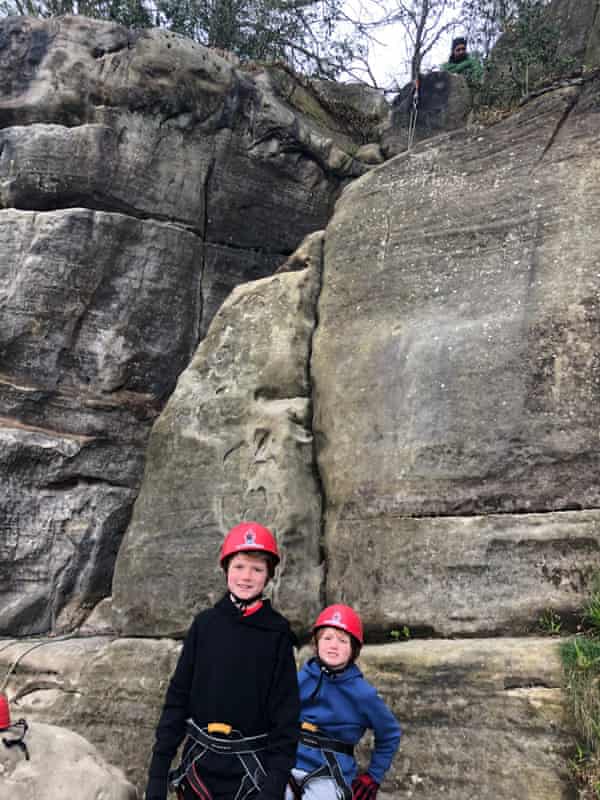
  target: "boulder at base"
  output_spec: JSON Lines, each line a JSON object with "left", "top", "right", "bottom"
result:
{"left": 0, "top": 720, "right": 136, "bottom": 800}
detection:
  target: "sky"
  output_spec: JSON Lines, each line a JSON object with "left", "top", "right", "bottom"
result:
{"left": 362, "top": 23, "right": 456, "bottom": 88}
{"left": 341, "top": 1, "right": 465, "bottom": 91}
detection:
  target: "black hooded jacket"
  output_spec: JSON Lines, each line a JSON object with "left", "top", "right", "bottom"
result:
{"left": 146, "top": 594, "right": 300, "bottom": 800}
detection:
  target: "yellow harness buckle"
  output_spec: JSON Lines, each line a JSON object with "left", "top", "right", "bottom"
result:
{"left": 208, "top": 722, "right": 233, "bottom": 735}
{"left": 301, "top": 721, "right": 319, "bottom": 733}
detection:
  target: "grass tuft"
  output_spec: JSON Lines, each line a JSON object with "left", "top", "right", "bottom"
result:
{"left": 561, "top": 577, "right": 600, "bottom": 798}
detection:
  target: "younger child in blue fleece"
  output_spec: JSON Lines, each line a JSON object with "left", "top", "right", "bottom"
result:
{"left": 287, "top": 604, "right": 401, "bottom": 800}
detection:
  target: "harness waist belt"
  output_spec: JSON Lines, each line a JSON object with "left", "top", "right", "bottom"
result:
{"left": 170, "top": 721, "right": 268, "bottom": 800}
{"left": 291, "top": 723, "right": 353, "bottom": 800}
{"left": 299, "top": 727, "right": 354, "bottom": 757}
{"left": 186, "top": 719, "right": 269, "bottom": 755}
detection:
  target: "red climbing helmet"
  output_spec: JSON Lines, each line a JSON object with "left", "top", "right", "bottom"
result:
{"left": 219, "top": 522, "right": 280, "bottom": 570}
{"left": 0, "top": 692, "right": 11, "bottom": 731}
{"left": 313, "top": 604, "right": 364, "bottom": 645}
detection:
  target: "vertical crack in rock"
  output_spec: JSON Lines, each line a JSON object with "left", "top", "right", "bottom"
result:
{"left": 202, "top": 153, "right": 215, "bottom": 242}
{"left": 197, "top": 154, "right": 215, "bottom": 345}
{"left": 593, "top": 1, "right": 600, "bottom": 38}
{"left": 306, "top": 231, "right": 327, "bottom": 608}
{"left": 536, "top": 87, "right": 582, "bottom": 163}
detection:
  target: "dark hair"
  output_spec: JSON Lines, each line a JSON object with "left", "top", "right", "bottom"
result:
{"left": 449, "top": 37, "right": 468, "bottom": 63}
{"left": 222, "top": 551, "right": 277, "bottom": 579}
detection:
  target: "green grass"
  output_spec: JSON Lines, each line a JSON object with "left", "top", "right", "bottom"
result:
{"left": 561, "top": 581, "right": 600, "bottom": 798}
{"left": 539, "top": 608, "right": 563, "bottom": 635}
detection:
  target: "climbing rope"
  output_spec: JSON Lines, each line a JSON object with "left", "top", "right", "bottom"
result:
{"left": 1, "top": 630, "right": 116, "bottom": 692}
{"left": 1, "top": 633, "right": 82, "bottom": 692}
{"left": 407, "top": 77, "right": 420, "bottom": 151}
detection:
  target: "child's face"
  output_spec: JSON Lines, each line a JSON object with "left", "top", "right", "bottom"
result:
{"left": 227, "top": 552, "right": 269, "bottom": 599}
{"left": 316, "top": 627, "right": 352, "bottom": 670}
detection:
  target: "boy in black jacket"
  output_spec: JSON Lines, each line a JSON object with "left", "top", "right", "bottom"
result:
{"left": 145, "top": 522, "right": 300, "bottom": 800}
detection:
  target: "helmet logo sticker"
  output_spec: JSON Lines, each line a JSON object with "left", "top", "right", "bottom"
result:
{"left": 324, "top": 611, "right": 347, "bottom": 629}
{"left": 245, "top": 530, "right": 256, "bottom": 545}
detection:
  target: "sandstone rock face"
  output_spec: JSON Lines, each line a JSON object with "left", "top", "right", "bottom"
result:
{"left": 0, "top": 16, "right": 369, "bottom": 248}
{"left": 2, "top": 11, "right": 599, "bottom": 800}
{"left": 310, "top": 80, "right": 389, "bottom": 125}
{"left": 547, "top": 0, "right": 600, "bottom": 68}
{"left": 1, "top": 208, "right": 202, "bottom": 398}
{"left": 0, "top": 422, "right": 136, "bottom": 635}
{"left": 0, "top": 720, "right": 137, "bottom": 800}
{"left": 0, "top": 14, "right": 374, "bottom": 636}
{"left": 359, "top": 638, "right": 573, "bottom": 800}
{"left": 330, "top": 510, "right": 600, "bottom": 637}
{"left": 484, "top": 0, "right": 600, "bottom": 105}
{"left": 0, "top": 206, "right": 200, "bottom": 634}
{"left": 587, "top": 7, "right": 600, "bottom": 69}
{"left": 0, "top": 636, "right": 179, "bottom": 794}
{"left": 313, "top": 77, "right": 600, "bottom": 635}
{"left": 383, "top": 71, "right": 473, "bottom": 157}
{"left": 0, "top": 635, "right": 574, "bottom": 800}
{"left": 112, "top": 234, "right": 324, "bottom": 636}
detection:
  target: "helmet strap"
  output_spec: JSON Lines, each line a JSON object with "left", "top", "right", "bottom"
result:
{"left": 315, "top": 656, "right": 350, "bottom": 676}
{"left": 308, "top": 658, "right": 350, "bottom": 702}
{"left": 229, "top": 591, "right": 264, "bottom": 612}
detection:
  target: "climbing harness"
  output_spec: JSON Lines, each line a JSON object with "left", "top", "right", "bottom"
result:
{"left": 1, "top": 691, "right": 30, "bottom": 760}
{"left": 407, "top": 77, "right": 420, "bottom": 151}
{"left": 290, "top": 721, "right": 354, "bottom": 800}
{"left": 169, "top": 721, "right": 268, "bottom": 800}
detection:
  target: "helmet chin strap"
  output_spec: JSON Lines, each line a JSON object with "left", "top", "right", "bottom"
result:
{"left": 229, "top": 591, "right": 264, "bottom": 611}
{"left": 308, "top": 657, "right": 349, "bottom": 702}
{"left": 315, "top": 656, "right": 349, "bottom": 675}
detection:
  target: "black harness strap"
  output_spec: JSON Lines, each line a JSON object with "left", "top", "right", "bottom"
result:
{"left": 2, "top": 719, "right": 30, "bottom": 761}
{"left": 169, "top": 721, "right": 268, "bottom": 800}
{"left": 299, "top": 729, "right": 353, "bottom": 756}
{"left": 288, "top": 773, "right": 303, "bottom": 800}
{"left": 294, "top": 725, "right": 353, "bottom": 800}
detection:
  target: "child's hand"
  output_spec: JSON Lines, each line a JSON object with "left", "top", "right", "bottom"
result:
{"left": 351, "top": 773, "right": 379, "bottom": 800}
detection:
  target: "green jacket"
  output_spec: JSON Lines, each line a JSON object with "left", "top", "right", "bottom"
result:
{"left": 441, "top": 55, "right": 483, "bottom": 83}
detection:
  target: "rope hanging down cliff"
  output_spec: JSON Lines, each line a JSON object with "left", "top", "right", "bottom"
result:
{"left": 407, "top": 77, "right": 420, "bottom": 151}
{"left": 0, "top": 632, "right": 116, "bottom": 762}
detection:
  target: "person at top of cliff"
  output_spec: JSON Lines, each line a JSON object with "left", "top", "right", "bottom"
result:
{"left": 441, "top": 36, "right": 483, "bottom": 82}
{"left": 286, "top": 605, "right": 401, "bottom": 800}
{"left": 145, "top": 521, "right": 300, "bottom": 800}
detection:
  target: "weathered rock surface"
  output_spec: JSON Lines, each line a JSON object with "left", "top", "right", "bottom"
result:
{"left": 2, "top": 9, "right": 599, "bottom": 800}
{"left": 313, "top": 76, "right": 600, "bottom": 635}
{"left": 0, "top": 635, "right": 575, "bottom": 800}
{"left": 546, "top": 0, "right": 600, "bottom": 70}
{"left": 0, "top": 719, "right": 136, "bottom": 800}
{"left": 383, "top": 71, "right": 473, "bottom": 157}
{"left": 0, "top": 423, "right": 136, "bottom": 635}
{"left": 329, "top": 510, "right": 600, "bottom": 637}
{"left": 1, "top": 208, "right": 201, "bottom": 398}
{"left": 359, "top": 638, "right": 574, "bottom": 800}
{"left": 0, "top": 14, "right": 381, "bottom": 636}
{"left": 0, "top": 206, "right": 200, "bottom": 634}
{"left": 0, "top": 636, "right": 177, "bottom": 794}
{"left": 112, "top": 234, "right": 324, "bottom": 636}
{"left": 0, "top": 15, "right": 370, "bottom": 244}
{"left": 586, "top": 3, "right": 600, "bottom": 69}
{"left": 484, "top": 0, "right": 600, "bottom": 105}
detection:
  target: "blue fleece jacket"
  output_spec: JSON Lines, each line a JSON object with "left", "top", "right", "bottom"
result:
{"left": 295, "top": 657, "right": 401, "bottom": 787}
